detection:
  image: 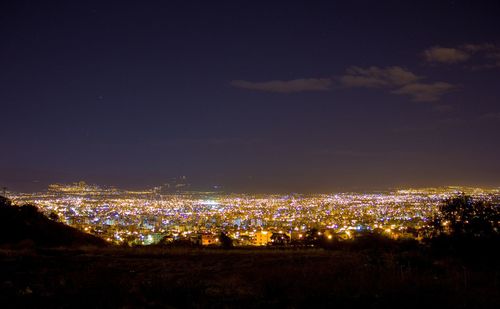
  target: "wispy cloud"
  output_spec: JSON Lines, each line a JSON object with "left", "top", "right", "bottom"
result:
{"left": 471, "top": 51, "right": 500, "bottom": 70}
{"left": 391, "top": 82, "right": 456, "bottom": 102}
{"left": 230, "top": 78, "right": 333, "bottom": 93}
{"left": 232, "top": 67, "right": 454, "bottom": 102}
{"left": 423, "top": 43, "right": 500, "bottom": 69}
{"left": 340, "top": 66, "right": 421, "bottom": 88}
{"left": 461, "top": 43, "right": 497, "bottom": 53}
{"left": 232, "top": 62, "right": 456, "bottom": 101}
{"left": 340, "top": 66, "right": 454, "bottom": 102}
{"left": 423, "top": 46, "right": 470, "bottom": 63}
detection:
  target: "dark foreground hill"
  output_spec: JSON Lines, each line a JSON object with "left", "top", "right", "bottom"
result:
{"left": 0, "top": 196, "right": 106, "bottom": 248}
{"left": 1, "top": 246, "right": 500, "bottom": 308}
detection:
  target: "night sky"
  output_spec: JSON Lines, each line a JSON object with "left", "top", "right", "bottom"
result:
{"left": 1, "top": 0, "right": 500, "bottom": 192}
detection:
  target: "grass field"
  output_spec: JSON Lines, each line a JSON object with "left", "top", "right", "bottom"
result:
{"left": 2, "top": 245, "right": 500, "bottom": 308}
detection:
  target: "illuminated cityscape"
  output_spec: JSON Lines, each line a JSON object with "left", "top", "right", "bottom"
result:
{"left": 7, "top": 182, "right": 500, "bottom": 246}
{"left": 2, "top": 1, "right": 500, "bottom": 307}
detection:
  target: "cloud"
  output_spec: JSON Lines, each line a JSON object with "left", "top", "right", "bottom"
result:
{"left": 423, "top": 46, "right": 470, "bottom": 63}
{"left": 461, "top": 43, "right": 496, "bottom": 53}
{"left": 230, "top": 78, "right": 333, "bottom": 93}
{"left": 340, "top": 66, "right": 454, "bottom": 102}
{"left": 232, "top": 65, "right": 455, "bottom": 102}
{"left": 485, "top": 51, "right": 500, "bottom": 60}
{"left": 340, "top": 66, "right": 420, "bottom": 88}
{"left": 391, "top": 82, "right": 456, "bottom": 102}
{"left": 468, "top": 63, "right": 500, "bottom": 71}
{"left": 476, "top": 51, "right": 500, "bottom": 69}
{"left": 423, "top": 43, "right": 500, "bottom": 68}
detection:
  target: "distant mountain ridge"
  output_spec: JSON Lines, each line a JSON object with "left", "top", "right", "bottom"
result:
{"left": 0, "top": 196, "right": 107, "bottom": 248}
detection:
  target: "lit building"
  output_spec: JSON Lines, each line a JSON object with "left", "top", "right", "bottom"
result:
{"left": 254, "top": 231, "right": 271, "bottom": 246}
{"left": 198, "top": 233, "right": 219, "bottom": 246}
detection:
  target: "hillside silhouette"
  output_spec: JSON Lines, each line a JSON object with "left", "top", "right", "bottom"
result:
{"left": 0, "top": 196, "right": 106, "bottom": 248}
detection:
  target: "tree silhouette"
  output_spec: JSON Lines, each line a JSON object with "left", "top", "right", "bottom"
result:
{"left": 305, "top": 228, "right": 321, "bottom": 246}
{"left": 219, "top": 232, "right": 233, "bottom": 249}
{"left": 0, "top": 195, "right": 12, "bottom": 207}
{"left": 434, "top": 194, "right": 500, "bottom": 237}
{"left": 19, "top": 204, "right": 41, "bottom": 217}
{"left": 271, "top": 232, "right": 290, "bottom": 246}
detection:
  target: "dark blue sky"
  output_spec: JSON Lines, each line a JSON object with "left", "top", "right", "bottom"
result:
{"left": 1, "top": 0, "right": 500, "bottom": 192}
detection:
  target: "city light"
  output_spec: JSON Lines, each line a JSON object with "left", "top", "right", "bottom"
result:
{"left": 7, "top": 182, "right": 500, "bottom": 246}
